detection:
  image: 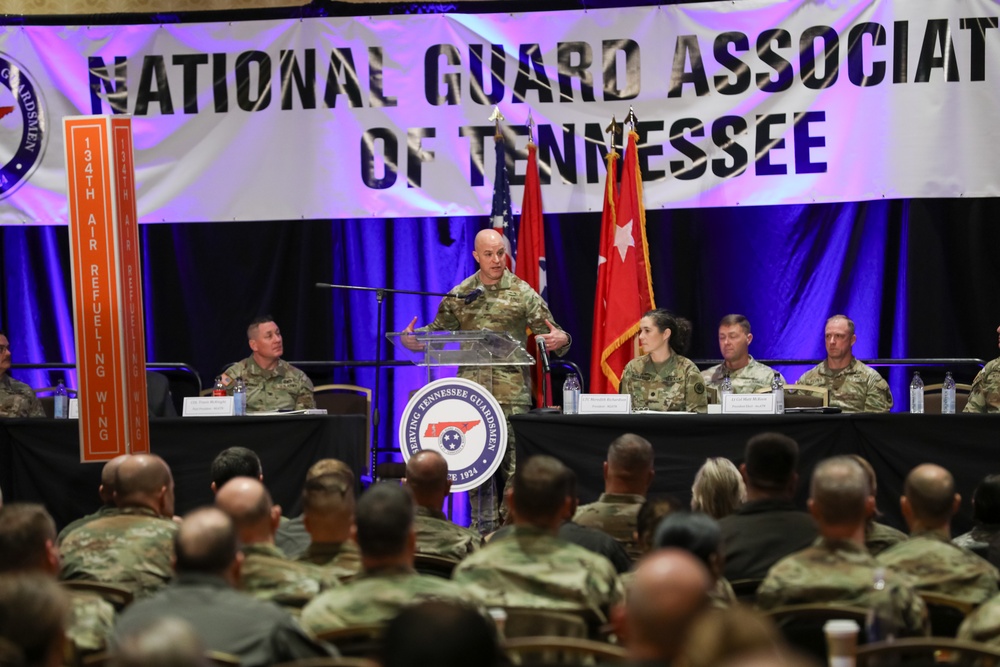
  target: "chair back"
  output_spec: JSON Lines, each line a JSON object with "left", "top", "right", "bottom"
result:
{"left": 922, "top": 383, "right": 973, "bottom": 414}
{"left": 784, "top": 384, "right": 829, "bottom": 408}
{"left": 313, "top": 384, "right": 372, "bottom": 475}
{"left": 918, "top": 592, "right": 976, "bottom": 638}
{"left": 729, "top": 578, "right": 764, "bottom": 603}
{"left": 501, "top": 636, "right": 628, "bottom": 664}
{"left": 502, "top": 607, "right": 590, "bottom": 641}
{"left": 766, "top": 604, "right": 868, "bottom": 663}
{"left": 857, "top": 637, "right": 1000, "bottom": 667}
{"left": 413, "top": 553, "right": 460, "bottom": 579}
{"left": 62, "top": 580, "right": 134, "bottom": 611}
{"left": 315, "top": 624, "right": 385, "bottom": 659}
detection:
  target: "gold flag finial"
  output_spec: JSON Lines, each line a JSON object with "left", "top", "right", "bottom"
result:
{"left": 605, "top": 115, "right": 621, "bottom": 152}
{"left": 625, "top": 106, "right": 639, "bottom": 130}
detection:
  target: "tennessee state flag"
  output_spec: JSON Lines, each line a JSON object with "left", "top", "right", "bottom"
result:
{"left": 516, "top": 141, "right": 550, "bottom": 406}
{"left": 592, "top": 131, "right": 655, "bottom": 392}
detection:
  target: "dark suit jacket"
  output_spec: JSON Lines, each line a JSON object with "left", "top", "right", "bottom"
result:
{"left": 719, "top": 498, "right": 819, "bottom": 581}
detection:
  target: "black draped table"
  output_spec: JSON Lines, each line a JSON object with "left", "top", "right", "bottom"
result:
{"left": 511, "top": 412, "right": 1000, "bottom": 535}
{"left": 0, "top": 415, "right": 366, "bottom": 529}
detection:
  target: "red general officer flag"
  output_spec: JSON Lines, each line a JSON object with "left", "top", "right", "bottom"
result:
{"left": 593, "top": 131, "right": 655, "bottom": 392}
{"left": 516, "top": 141, "right": 551, "bottom": 406}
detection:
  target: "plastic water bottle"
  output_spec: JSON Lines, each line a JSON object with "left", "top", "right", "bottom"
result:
{"left": 942, "top": 372, "right": 956, "bottom": 414}
{"left": 562, "top": 374, "right": 581, "bottom": 415}
{"left": 233, "top": 377, "right": 247, "bottom": 416}
{"left": 54, "top": 379, "right": 68, "bottom": 419}
{"left": 212, "top": 375, "right": 226, "bottom": 397}
{"left": 865, "top": 567, "right": 899, "bottom": 644}
{"left": 771, "top": 372, "right": 784, "bottom": 414}
{"left": 720, "top": 373, "right": 733, "bottom": 397}
{"left": 909, "top": 372, "right": 924, "bottom": 414}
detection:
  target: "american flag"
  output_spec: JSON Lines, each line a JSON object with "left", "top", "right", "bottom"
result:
{"left": 490, "top": 134, "right": 517, "bottom": 272}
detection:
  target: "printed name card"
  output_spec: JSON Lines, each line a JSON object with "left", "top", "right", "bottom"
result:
{"left": 183, "top": 397, "right": 234, "bottom": 417}
{"left": 579, "top": 394, "right": 632, "bottom": 414}
{"left": 722, "top": 393, "right": 776, "bottom": 414}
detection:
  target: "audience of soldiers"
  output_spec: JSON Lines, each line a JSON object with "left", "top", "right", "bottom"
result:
{"left": 8, "top": 426, "right": 1000, "bottom": 666}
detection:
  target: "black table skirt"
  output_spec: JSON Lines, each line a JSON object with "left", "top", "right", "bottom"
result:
{"left": 512, "top": 413, "right": 1000, "bottom": 534}
{"left": 0, "top": 415, "right": 366, "bottom": 528}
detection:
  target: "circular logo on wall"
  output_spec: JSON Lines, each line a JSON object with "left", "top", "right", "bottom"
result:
{"left": 0, "top": 53, "right": 47, "bottom": 201}
{"left": 399, "top": 377, "right": 507, "bottom": 493}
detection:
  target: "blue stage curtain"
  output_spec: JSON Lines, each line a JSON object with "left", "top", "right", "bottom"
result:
{"left": 3, "top": 200, "right": 1000, "bottom": 521}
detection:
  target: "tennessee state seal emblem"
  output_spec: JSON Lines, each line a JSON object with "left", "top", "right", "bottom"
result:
{"left": 399, "top": 377, "right": 506, "bottom": 493}
{"left": 0, "top": 53, "right": 46, "bottom": 200}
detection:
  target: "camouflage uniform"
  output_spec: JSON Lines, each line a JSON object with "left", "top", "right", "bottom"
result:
{"left": 296, "top": 541, "right": 362, "bottom": 582}
{"left": 0, "top": 374, "right": 44, "bottom": 418}
{"left": 66, "top": 588, "right": 115, "bottom": 653}
{"left": 953, "top": 524, "right": 1000, "bottom": 557}
{"left": 414, "top": 506, "right": 483, "bottom": 561}
{"left": 964, "top": 358, "right": 1000, "bottom": 413}
{"left": 58, "top": 505, "right": 118, "bottom": 545}
{"left": 421, "top": 269, "right": 570, "bottom": 530}
{"left": 222, "top": 356, "right": 315, "bottom": 412}
{"left": 959, "top": 594, "right": 1000, "bottom": 645}
{"left": 756, "top": 537, "right": 928, "bottom": 636}
{"left": 301, "top": 565, "right": 476, "bottom": 634}
{"left": 59, "top": 506, "right": 177, "bottom": 600}
{"left": 240, "top": 543, "right": 338, "bottom": 610}
{"left": 701, "top": 357, "right": 786, "bottom": 395}
{"left": 710, "top": 577, "right": 738, "bottom": 609}
{"left": 796, "top": 358, "right": 893, "bottom": 413}
{"left": 572, "top": 493, "right": 645, "bottom": 560}
{"left": 876, "top": 529, "right": 1000, "bottom": 605}
{"left": 452, "top": 525, "right": 625, "bottom": 622}
{"left": 866, "top": 520, "right": 908, "bottom": 557}
{"left": 619, "top": 354, "right": 707, "bottom": 413}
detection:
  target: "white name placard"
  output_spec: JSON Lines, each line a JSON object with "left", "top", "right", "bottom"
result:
{"left": 722, "top": 394, "right": 776, "bottom": 415}
{"left": 183, "top": 396, "right": 234, "bottom": 417}
{"left": 579, "top": 394, "right": 632, "bottom": 415}
{"left": 68, "top": 398, "right": 79, "bottom": 419}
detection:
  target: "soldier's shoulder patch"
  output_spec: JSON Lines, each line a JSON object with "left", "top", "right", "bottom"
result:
{"left": 221, "top": 373, "right": 234, "bottom": 386}
{"left": 694, "top": 382, "right": 705, "bottom": 394}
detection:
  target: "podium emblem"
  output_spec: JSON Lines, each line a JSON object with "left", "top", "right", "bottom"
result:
{"left": 399, "top": 377, "right": 507, "bottom": 492}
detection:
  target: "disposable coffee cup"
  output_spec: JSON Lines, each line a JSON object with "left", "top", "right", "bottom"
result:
{"left": 824, "top": 619, "right": 860, "bottom": 667}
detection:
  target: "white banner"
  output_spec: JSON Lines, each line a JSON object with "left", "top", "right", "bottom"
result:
{"left": 2, "top": 0, "right": 999, "bottom": 224}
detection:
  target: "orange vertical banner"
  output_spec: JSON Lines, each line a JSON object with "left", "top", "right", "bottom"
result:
{"left": 64, "top": 115, "right": 149, "bottom": 461}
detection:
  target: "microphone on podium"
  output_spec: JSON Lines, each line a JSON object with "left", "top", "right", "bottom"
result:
{"left": 536, "top": 336, "right": 551, "bottom": 373}
{"left": 462, "top": 287, "right": 485, "bottom": 304}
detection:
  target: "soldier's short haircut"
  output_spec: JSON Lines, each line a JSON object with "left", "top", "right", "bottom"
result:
{"left": 744, "top": 433, "right": 799, "bottom": 491}
{"left": 355, "top": 483, "right": 414, "bottom": 559}
{"left": 211, "top": 447, "right": 263, "bottom": 489}
{"left": 719, "top": 314, "right": 751, "bottom": 334}
{"left": 826, "top": 314, "right": 855, "bottom": 337}
{"left": 217, "top": 480, "right": 272, "bottom": 528}
{"left": 0, "top": 574, "right": 69, "bottom": 667}
{"left": 404, "top": 450, "right": 450, "bottom": 496}
{"left": 113, "top": 617, "right": 207, "bottom": 667}
{"left": 302, "top": 472, "right": 355, "bottom": 517}
{"left": 306, "top": 458, "right": 354, "bottom": 483}
{"left": 174, "top": 508, "right": 238, "bottom": 575}
{"left": 0, "top": 504, "right": 56, "bottom": 572}
{"left": 607, "top": 434, "right": 654, "bottom": 478}
{"left": 904, "top": 465, "right": 956, "bottom": 525}
{"left": 810, "top": 457, "right": 870, "bottom": 526}
{"left": 246, "top": 315, "right": 275, "bottom": 340}
{"left": 115, "top": 455, "right": 172, "bottom": 502}
{"left": 973, "top": 474, "right": 1000, "bottom": 524}
{"left": 512, "top": 455, "right": 572, "bottom": 523}
{"left": 653, "top": 511, "right": 723, "bottom": 571}
{"left": 644, "top": 309, "right": 694, "bottom": 355}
